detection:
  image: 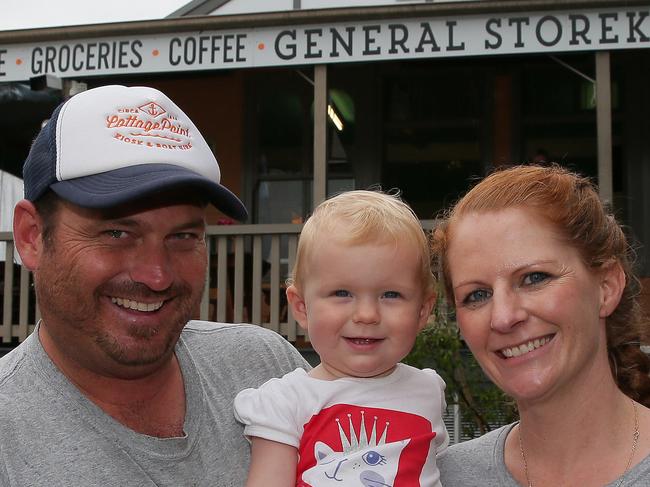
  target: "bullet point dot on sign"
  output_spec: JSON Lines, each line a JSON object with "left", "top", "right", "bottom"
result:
{"left": 257, "top": 43, "right": 265, "bottom": 50}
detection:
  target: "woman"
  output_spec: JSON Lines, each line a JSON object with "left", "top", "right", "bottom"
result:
{"left": 433, "top": 165, "right": 650, "bottom": 486}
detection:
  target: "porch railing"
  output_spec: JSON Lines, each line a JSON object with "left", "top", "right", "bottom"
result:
{"left": 0, "top": 234, "right": 33, "bottom": 343}
{"left": 0, "top": 221, "right": 436, "bottom": 345}
{"left": 201, "top": 223, "right": 304, "bottom": 341}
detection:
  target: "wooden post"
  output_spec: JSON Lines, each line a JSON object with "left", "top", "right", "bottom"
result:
{"left": 596, "top": 51, "right": 613, "bottom": 204}
{"left": 313, "top": 65, "right": 328, "bottom": 209}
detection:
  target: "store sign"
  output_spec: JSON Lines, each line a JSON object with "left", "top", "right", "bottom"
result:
{"left": 0, "top": 7, "right": 647, "bottom": 82}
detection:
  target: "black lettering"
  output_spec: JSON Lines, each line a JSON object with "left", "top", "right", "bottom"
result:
{"left": 184, "top": 37, "right": 196, "bottom": 65}
{"left": 331, "top": 26, "right": 354, "bottom": 57}
{"left": 72, "top": 44, "right": 84, "bottom": 70}
{"left": 388, "top": 24, "right": 409, "bottom": 54}
{"left": 415, "top": 22, "right": 441, "bottom": 52}
{"left": 235, "top": 34, "right": 246, "bottom": 62}
{"left": 169, "top": 37, "right": 181, "bottom": 66}
{"left": 199, "top": 36, "right": 210, "bottom": 64}
{"left": 97, "top": 42, "right": 110, "bottom": 70}
{"left": 169, "top": 38, "right": 181, "bottom": 66}
{"left": 118, "top": 41, "right": 129, "bottom": 68}
{"left": 130, "top": 40, "right": 142, "bottom": 67}
{"left": 600, "top": 13, "right": 619, "bottom": 43}
{"left": 85, "top": 43, "right": 97, "bottom": 70}
{"left": 211, "top": 35, "right": 222, "bottom": 63}
{"left": 569, "top": 14, "right": 591, "bottom": 45}
{"left": 0, "top": 49, "right": 5, "bottom": 76}
{"left": 58, "top": 45, "right": 71, "bottom": 72}
{"left": 485, "top": 18, "right": 502, "bottom": 49}
{"left": 446, "top": 20, "right": 465, "bottom": 51}
{"left": 509, "top": 17, "right": 530, "bottom": 48}
{"left": 627, "top": 11, "right": 650, "bottom": 42}
{"left": 45, "top": 46, "right": 57, "bottom": 73}
{"left": 223, "top": 34, "right": 235, "bottom": 62}
{"left": 31, "top": 47, "right": 43, "bottom": 74}
{"left": 363, "top": 25, "right": 381, "bottom": 55}
{"left": 304, "top": 28, "right": 323, "bottom": 59}
{"left": 536, "top": 15, "right": 562, "bottom": 47}
{"left": 275, "top": 30, "right": 297, "bottom": 60}
{"left": 111, "top": 41, "right": 117, "bottom": 68}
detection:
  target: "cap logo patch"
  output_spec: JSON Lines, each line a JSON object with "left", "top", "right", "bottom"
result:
{"left": 138, "top": 101, "right": 167, "bottom": 118}
{"left": 105, "top": 100, "right": 193, "bottom": 151}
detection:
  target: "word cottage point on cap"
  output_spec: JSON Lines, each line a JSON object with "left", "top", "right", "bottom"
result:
{"left": 22, "top": 85, "right": 247, "bottom": 220}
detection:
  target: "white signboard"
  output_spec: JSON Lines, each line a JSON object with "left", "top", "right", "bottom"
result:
{"left": 0, "top": 7, "right": 647, "bottom": 82}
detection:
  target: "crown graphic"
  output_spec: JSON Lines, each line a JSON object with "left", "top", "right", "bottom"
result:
{"left": 336, "top": 411, "right": 389, "bottom": 453}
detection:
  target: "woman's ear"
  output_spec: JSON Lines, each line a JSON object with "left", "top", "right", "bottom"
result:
{"left": 13, "top": 199, "right": 45, "bottom": 271}
{"left": 599, "top": 260, "right": 625, "bottom": 319}
{"left": 286, "top": 284, "right": 308, "bottom": 331}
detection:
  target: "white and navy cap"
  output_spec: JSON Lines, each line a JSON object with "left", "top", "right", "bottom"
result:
{"left": 23, "top": 85, "right": 247, "bottom": 220}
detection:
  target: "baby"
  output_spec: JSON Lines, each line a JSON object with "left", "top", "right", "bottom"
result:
{"left": 234, "top": 190, "right": 448, "bottom": 486}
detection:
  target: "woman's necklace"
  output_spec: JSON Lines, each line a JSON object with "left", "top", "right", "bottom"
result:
{"left": 518, "top": 399, "right": 639, "bottom": 487}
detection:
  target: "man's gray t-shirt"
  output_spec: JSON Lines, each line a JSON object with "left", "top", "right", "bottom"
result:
{"left": 438, "top": 423, "right": 650, "bottom": 486}
{"left": 0, "top": 320, "right": 308, "bottom": 486}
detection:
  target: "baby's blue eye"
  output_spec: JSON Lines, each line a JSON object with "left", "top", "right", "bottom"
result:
{"left": 334, "top": 290, "right": 351, "bottom": 298}
{"left": 362, "top": 450, "right": 386, "bottom": 466}
{"left": 382, "top": 291, "right": 400, "bottom": 299}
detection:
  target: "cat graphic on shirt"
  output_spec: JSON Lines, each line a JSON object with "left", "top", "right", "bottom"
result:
{"left": 300, "top": 408, "right": 417, "bottom": 486}
{"left": 302, "top": 437, "right": 409, "bottom": 486}
{"left": 297, "top": 405, "right": 436, "bottom": 487}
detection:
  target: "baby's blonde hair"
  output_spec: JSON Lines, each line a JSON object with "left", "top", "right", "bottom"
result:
{"left": 290, "top": 190, "right": 434, "bottom": 293}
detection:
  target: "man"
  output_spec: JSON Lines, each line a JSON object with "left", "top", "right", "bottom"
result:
{"left": 2, "top": 85, "right": 307, "bottom": 486}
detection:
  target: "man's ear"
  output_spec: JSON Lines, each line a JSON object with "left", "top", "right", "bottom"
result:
{"left": 13, "top": 199, "right": 45, "bottom": 271}
{"left": 417, "top": 292, "right": 436, "bottom": 332}
{"left": 599, "top": 259, "right": 625, "bottom": 319}
{"left": 286, "top": 284, "right": 308, "bottom": 331}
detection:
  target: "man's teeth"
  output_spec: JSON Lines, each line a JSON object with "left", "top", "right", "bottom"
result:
{"left": 111, "top": 297, "right": 164, "bottom": 312}
{"left": 501, "top": 336, "right": 551, "bottom": 358}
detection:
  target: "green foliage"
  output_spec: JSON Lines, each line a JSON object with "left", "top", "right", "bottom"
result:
{"left": 403, "top": 295, "right": 518, "bottom": 439}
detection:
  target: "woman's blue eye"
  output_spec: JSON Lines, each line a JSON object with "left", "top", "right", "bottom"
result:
{"left": 362, "top": 450, "right": 386, "bottom": 466}
{"left": 523, "top": 272, "right": 550, "bottom": 286}
{"left": 463, "top": 289, "right": 491, "bottom": 305}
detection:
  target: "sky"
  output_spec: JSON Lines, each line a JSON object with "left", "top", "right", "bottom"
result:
{"left": 1, "top": 0, "right": 190, "bottom": 31}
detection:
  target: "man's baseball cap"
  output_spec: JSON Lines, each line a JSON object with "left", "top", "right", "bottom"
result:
{"left": 23, "top": 85, "right": 247, "bottom": 220}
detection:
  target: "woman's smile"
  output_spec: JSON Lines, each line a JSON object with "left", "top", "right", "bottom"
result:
{"left": 497, "top": 334, "right": 554, "bottom": 359}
